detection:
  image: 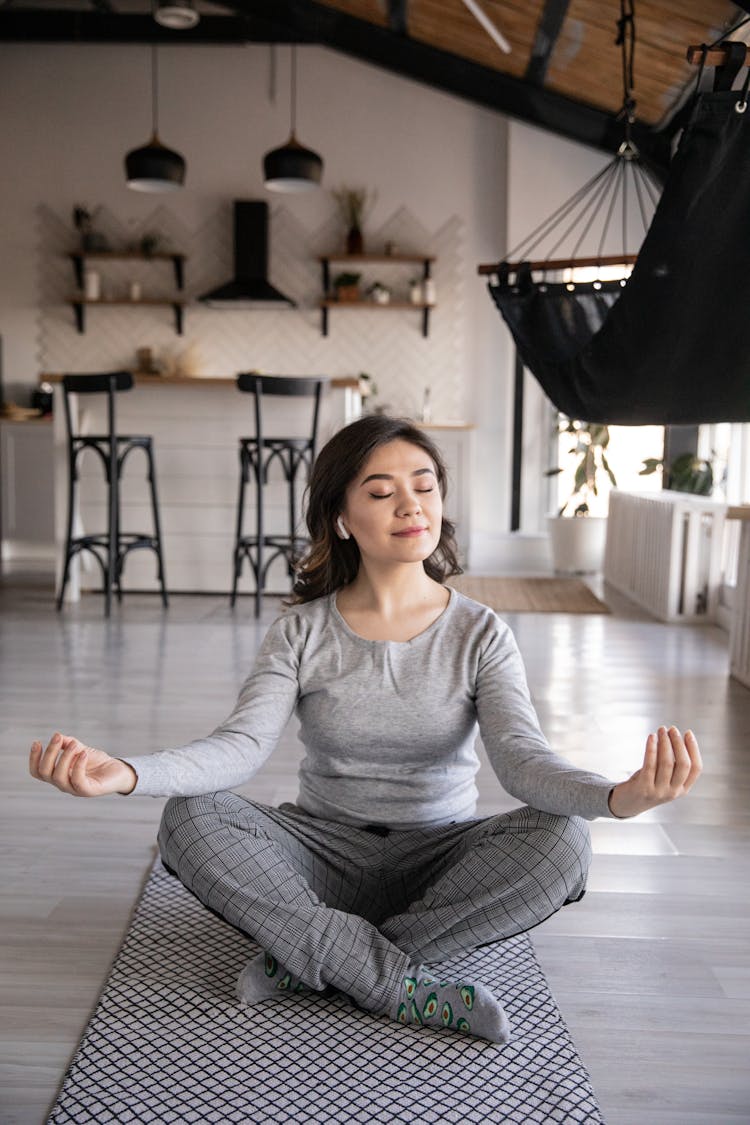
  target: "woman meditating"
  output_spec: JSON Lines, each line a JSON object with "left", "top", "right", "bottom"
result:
{"left": 29, "top": 415, "right": 702, "bottom": 1045}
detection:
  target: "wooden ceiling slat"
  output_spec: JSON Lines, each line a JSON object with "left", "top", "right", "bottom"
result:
{"left": 315, "top": 0, "right": 742, "bottom": 127}
{"left": 546, "top": 0, "right": 741, "bottom": 125}
{"left": 406, "top": 0, "right": 543, "bottom": 77}
{"left": 316, "top": 0, "right": 389, "bottom": 27}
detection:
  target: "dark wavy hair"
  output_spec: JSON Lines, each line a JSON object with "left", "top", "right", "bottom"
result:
{"left": 289, "top": 415, "right": 463, "bottom": 604}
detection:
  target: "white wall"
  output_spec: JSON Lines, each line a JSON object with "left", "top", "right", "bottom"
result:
{"left": 0, "top": 43, "right": 514, "bottom": 544}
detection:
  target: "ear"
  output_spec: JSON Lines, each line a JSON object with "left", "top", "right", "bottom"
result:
{"left": 336, "top": 515, "right": 351, "bottom": 541}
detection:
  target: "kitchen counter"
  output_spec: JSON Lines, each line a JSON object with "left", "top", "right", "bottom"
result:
{"left": 42, "top": 373, "right": 360, "bottom": 389}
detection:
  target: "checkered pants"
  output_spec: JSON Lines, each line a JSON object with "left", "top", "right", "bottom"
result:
{"left": 158, "top": 793, "right": 591, "bottom": 1014}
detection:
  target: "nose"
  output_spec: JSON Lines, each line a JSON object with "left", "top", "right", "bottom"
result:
{"left": 396, "top": 489, "right": 422, "bottom": 518}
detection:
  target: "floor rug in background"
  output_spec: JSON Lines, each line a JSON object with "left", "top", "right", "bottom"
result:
{"left": 450, "top": 575, "right": 610, "bottom": 614}
{"left": 48, "top": 860, "right": 604, "bottom": 1124}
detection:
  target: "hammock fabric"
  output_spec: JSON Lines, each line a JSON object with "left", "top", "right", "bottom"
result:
{"left": 489, "top": 90, "right": 750, "bottom": 424}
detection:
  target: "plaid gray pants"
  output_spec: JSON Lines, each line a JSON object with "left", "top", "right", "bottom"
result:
{"left": 158, "top": 793, "right": 591, "bottom": 1014}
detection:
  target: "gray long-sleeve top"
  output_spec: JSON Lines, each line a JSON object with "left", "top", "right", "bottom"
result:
{"left": 122, "top": 588, "right": 617, "bottom": 827}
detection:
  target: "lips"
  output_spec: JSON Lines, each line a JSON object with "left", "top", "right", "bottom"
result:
{"left": 393, "top": 527, "right": 428, "bottom": 537}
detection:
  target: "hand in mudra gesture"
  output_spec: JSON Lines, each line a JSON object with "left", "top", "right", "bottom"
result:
{"left": 608, "top": 726, "right": 702, "bottom": 818}
{"left": 29, "top": 732, "right": 136, "bottom": 797}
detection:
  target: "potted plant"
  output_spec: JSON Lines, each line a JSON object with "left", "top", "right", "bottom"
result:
{"left": 333, "top": 271, "right": 362, "bottom": 302}
{"left": 640, "top": 452, "right": 714, "bottom": 495}
{"left": 544, "top": 418, "right": 618, "bottom": 574}
{"left": 358, "top": 371, "right": 379, "bottom": 411}
{"left": 73, "top": 204, "right": 109, "bottom": 252}
{"left": 331, "top": 186, "right": 377, "bottom": 255}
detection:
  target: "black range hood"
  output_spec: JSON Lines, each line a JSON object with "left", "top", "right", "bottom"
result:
{"left": 199, "top": 200, "right": 296, "bottom": 309}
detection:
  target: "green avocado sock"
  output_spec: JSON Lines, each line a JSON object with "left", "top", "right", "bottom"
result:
{"left": 388, "top": 967, "right": 510, "bottom": 1044}
{"left": 236, "top": 951, "right": 316, "bottom": 1006}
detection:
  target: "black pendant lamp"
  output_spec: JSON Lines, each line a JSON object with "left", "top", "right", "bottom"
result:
{"left": 125, "top": 46, "right": 186, "bottom": 192}
{"left": 263, "top": 46, "right": 323, "bottom": 193}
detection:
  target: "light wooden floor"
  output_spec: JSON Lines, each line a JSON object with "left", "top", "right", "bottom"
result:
{"left": 1, "top": 573, "right": 749, "bottom": 1125}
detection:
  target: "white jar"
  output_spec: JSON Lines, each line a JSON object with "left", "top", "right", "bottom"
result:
{"left": 409, "top": 280, "right": 422, "bottom": 305}
{"left": 129, "top": 281, "right": 142, "bottom": 301}
{"left": 422, "top": 278, "right": 436, "bottom": 305}
{"left": 84, "top": 268, "right": 101, "bottom": 300}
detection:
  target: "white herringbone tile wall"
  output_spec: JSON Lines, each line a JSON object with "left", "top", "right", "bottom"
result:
{"left": 37, "top": 203, "right": 466, "bottom": 421}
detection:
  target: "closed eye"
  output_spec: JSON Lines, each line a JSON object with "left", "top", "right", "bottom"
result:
{"left": 369, "top": 488, "right": 434, "bottom": 499}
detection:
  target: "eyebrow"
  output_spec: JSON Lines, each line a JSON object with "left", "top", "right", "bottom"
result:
{"left": 360, "top": 468, "right": 436, "bottom": 486}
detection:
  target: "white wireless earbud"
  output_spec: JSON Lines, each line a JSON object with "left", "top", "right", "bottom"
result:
{"left": 336, "top": 516, "right": 351, "bottom": 541}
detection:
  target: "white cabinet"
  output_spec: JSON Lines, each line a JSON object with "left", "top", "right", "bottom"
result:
{"left": 728, "top": 509, "right": 750, "bottom": 688}
{"left": 0, "top": 419, "right": 55, "bottom": 561}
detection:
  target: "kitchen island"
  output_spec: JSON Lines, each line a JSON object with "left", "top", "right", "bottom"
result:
{"left": 45, "top": 374, "right": 473, "bottom": 599}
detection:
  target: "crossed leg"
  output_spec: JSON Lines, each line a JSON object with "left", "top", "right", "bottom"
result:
{"left": 158, "top": 793, "right": 591, "bottom": 1041}
{"left": 377, "top": 806, "right": 592, "bottom": 963}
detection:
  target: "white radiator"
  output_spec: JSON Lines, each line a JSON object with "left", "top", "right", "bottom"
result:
{"left": 604, "top": 490, "right": 727, "bottom": 622}
{"left": 729, "top": 512, "right": 750, "bottom": 687}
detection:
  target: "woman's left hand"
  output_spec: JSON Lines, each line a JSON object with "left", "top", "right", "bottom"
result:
{"left": 608, "top": 726, "right": 702, "bottom": 818}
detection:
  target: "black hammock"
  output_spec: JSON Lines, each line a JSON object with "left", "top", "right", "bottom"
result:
{"left": 487, "top": 89, "right": 750, "bottom": 425}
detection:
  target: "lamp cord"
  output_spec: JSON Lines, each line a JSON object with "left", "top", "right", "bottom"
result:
{"left": 615, "top": 0, "right": 636, "bottom": 138}
{"left": 290, "top": 44, "right": 297, "bottom": 137}
{"left": 152, "top": 44, "right": 159, "bottom": 139}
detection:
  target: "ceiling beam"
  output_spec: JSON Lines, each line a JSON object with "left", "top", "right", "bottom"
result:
{"left": 525, "top": 0, "right": 570, "bottom": 86}
{"left": 388, "top": 0, "right": 408, "bottom": 37}
{"left": 0, "top": 10, "right": 293, "bottom": 43}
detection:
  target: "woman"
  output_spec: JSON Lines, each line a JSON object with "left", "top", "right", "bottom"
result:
{"left": 29, "top": 415, "right": 702, "bottom": 1045}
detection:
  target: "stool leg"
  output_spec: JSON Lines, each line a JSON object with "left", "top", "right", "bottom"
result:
{"left": 255, "top": 454, "right": 264, "bottom": 619}
{"left": 147, "top": 444, "right": 169, "bottom": 608}
{"left": 114, "top": 454, "right": 123, "bottom": 604}
{"left": 105, "top": 446, "right": 116, "bottom": 618}
{"left": 231, "top": 446, "right": 248, "bottom": 609}
{"left": 287, "top": 452, "right": 297, "bottom": 577}
{"left": 57, "top": 449, "right": 77, "bottom": 611}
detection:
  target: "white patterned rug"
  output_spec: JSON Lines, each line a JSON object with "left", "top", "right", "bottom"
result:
{"left": 48, "top": 860, "right": 604, "bottom": 1124}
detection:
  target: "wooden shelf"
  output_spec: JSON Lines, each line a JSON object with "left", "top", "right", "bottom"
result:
{"left": 319, "top": 300, "right": 435, "bottom": 310}
{"left": 318, "top": 253, "right": 435, "bottom": 337}
{"left": 69, "top": 250, "right": 186, "bottom": 259}
{"left": 67, "top": 251, "right": 186, "bottom": 289}
{"left": 318, "top": 253, "right": 435, "bottom": 264}
{"left": 65, "top": 250, "right": 187, "bottom": 333}
{"left": 67, "top": 298, "right": 187, "bottom": 306}
{"left": 67, "top": 297, "right": 186, "bottom": 335}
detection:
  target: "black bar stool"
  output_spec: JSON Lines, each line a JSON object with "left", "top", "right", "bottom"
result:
{"left": 232, "top": 373, "right": 326, "bottom": 616}
{"left": 57, "top": 371, "right": 168, "bottom": 616}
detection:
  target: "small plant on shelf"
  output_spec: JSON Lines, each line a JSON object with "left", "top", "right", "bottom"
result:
{"left": 139, "top": 232, "right": 162, "bottom": 257}
{"left": 333, "top": 271, "right": 362, "bottom": 301}
{"left": 72, "top": 204, "right": 108, "bottom": 252}
{"left": 331, "top": 186, "right": 377, "bottom": 254}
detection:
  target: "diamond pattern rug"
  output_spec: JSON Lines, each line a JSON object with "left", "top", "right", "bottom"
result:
{"left": 48, "top": 859, "right": 604, "bottom": 1124}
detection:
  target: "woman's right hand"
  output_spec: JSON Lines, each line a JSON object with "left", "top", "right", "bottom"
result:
{"left": 29, "top": 732, "right": 137, "bottom": 797}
